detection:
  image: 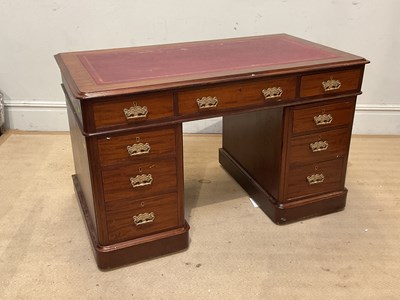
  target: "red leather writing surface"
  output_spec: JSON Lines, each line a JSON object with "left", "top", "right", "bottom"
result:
{"left": 79, "top": 35, "right": 337, "bottom": 85}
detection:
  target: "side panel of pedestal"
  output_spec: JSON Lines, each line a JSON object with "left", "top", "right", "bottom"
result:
{"left": 67, "top": 97, "right": 98, "bottom": 234}
{"left": 222, "top": 108, "right": 285, "bottom": 200}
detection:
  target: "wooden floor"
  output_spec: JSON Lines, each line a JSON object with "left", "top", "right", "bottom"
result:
{"left": 0, "top": 131, "right": 399, "bottom": 299}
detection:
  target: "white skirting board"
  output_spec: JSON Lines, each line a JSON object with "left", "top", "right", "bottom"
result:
{"left": 4, "top": 101, "right": 69, "bottom": 131}
{"left": 3, "top": 100, "right": 400, "bottom": 135}
{"left": 352, "top": 104, "right": 400, "bottom": 135}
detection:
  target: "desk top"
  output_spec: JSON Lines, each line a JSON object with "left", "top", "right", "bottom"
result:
{"left": 55, "top": 34, "right": 367, "bottom": 99}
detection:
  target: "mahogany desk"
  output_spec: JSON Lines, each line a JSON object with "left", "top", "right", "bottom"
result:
{"left": 55, "top": 34, "right": 368, "bottom": 269}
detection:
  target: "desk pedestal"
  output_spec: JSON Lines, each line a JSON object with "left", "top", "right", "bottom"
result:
{"left": 221, "top": 98, "right": 354, "bottom": 223}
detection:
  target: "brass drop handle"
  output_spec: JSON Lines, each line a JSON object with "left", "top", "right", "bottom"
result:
{"left": 127, "top": 142, "right": 151, "bottom": 156}
{"left": 123, "top": 102, "right": 148, "bottom": 119}
{"left": 322, "top": 78, "right": 341, "bottom": 92}
{"left": 133, "top": 212, "right": 155, "bottom": 226}
{"left": 196, "top": 96, "right": 218, "bottom": 109}
{"left": 307, "top": 174, "right": 325, "bottom": 185}
{"left": 262, "top": 87, "right": 283, "bottom": 100}
{"left": 130, "top": 174, "right": 153, "bottom": 188}
{"left": 310, "top": 141, "right": 329, "bottom": 152}
{"left": 314, "top": 114, "right": 333, "bottom": 126}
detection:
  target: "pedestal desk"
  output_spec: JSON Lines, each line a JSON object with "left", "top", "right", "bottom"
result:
{"left": 55, "top": 34, "right": 368, "bottom": 269}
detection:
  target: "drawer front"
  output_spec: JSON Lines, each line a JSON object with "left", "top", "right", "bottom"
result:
{"left": 92, "top": 92, "right": 174, "bottom": 129}
{"left": 288, "top": 127, "right": 351, "bottom": 164}
{"left": 300, "top": 68, "right": 362, "bottom": 98}
{"left": 292, "top": 99, "right": 355, "bottom": 134}
{"left": 285, "top": 158, "right": 345, "bottom": 201}
{"left": 178, "top": 77, "right": 296, "bottom": 115}
{"left": 98, "top": 128, "right": 176, "bottom": 166}
{"left": 106, "top": 192, "right": 179, "bottom": 243}
{"left": 102, "top": 159, "right": 177, "bottom": 202}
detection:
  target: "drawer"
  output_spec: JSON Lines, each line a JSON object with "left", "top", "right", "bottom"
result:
{"left": 292, "top": 99, "right": 355, "bottom": 134}
{"left": 284, "top": 158, "right": 345, "bottom": 201}
{"left": 300, "top": 68, "right": 362, "bottom": 98}
{"left": 105, "top": 192, "right": 179, "bottom": 243}
{"left": 97, "top": 128, "right": 176, "bottom": 166}
{"left": 102, "top": 159, "right": 177, "bottom": 202}
{"left": 287, "top": 127, "right": 351, "bottom": 165}
{"left": 178, "top": 77, "right": 296, "bottom": 115}
{"left": 92, "top": 92, "right": 174, "bottom": 129}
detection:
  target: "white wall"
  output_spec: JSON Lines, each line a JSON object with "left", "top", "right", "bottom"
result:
{"left": 1, "top": 0, "right": 399, "bottom": 134}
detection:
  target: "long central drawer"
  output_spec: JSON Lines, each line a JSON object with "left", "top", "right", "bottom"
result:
{"left": 178, "top": 76, "right": 297, "bottom": 116}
